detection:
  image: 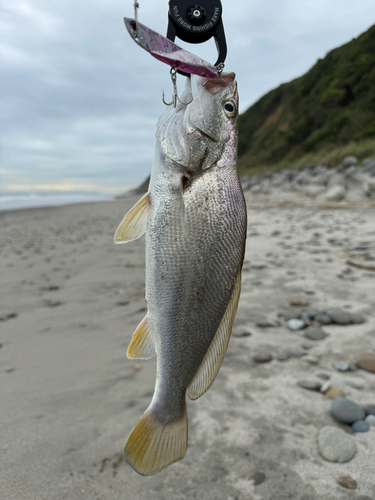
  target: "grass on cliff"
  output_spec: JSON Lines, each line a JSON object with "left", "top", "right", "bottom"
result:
{"left": 238, "top": 24, "right": 375, "bottom": 175}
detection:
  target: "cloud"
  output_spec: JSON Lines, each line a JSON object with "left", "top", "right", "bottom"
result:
{"left": 1, "top": 0, "right": 374, "bottom": 192}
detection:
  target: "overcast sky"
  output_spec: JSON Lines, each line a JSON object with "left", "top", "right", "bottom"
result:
{"left": 1, "top": 1, "right": 375, "bottom": 193}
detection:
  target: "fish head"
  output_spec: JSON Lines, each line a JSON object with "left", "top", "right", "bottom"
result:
{"left": 156, "top": 72, "right": 238, "bottom": 171}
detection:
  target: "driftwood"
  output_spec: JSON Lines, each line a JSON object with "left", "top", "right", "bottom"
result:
{"left": 346, "top": 259, "right": 375, "bottom": 271}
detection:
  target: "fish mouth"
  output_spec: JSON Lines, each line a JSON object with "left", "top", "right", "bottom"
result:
{"left": 195, "top": 127, "right": 217, "bottom": 142}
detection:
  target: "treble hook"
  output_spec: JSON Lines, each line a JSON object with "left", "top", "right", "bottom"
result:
{"left": 162, "top": 67, "right": 193, "bottom": 108}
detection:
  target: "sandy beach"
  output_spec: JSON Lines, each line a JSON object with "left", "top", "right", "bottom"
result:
{"left": 1, "top": 194, "right": 375, "bottom": 500}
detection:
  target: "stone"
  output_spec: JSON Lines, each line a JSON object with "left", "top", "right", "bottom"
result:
{"left": 287, "top": 318, "right": 305, "bottom": 330}
{"left": 297, "top": 379, "right": 322, "bottom": 391}
{"left": 344, "top": 379, "right": 365, "bottom": 390}
{"left": 336, "top": 475, "right": 357, "bottom": 490}
{"left": 232, "top": 327, "right": 252, "bottom": 337}
{"left": 251, "top": 471, "right": 266, "bottom": 485}
{"left": 349, "top": 313, "right": 365, "bottom": 324}
{"left": 314, "top": 313, "right": 332, "bottom": 325}
{"left": 316, "top": 373, "right": 330, "bottom": 380}
{"left": 328, "top": 310, "right": 352, "bottom": 325}
{"left": 318, "top": 426, "right": 356, "bottom": 463}
{"left": 351, "top": 420, "right": 370, "bottom": 433}
{"left": 358, "top": 352, "right": 375, "bottom": 373}
{"left": 325, "top": 387, "right": 345, "bottom": 399}
{"left": 365, "top": 414, "right": 375, "bottom": 426}
{"left": 304, "top": 326, "right": 327, "bottom": 341}
{"left": 276, "top": 346, "right": 303, "bottom": 361}
{"left": 364, "top": 405, "right": 375, "bottom": 416}
{"left": 325, "top": 185, "right": 346, "bottom": 201}
{"left": 306, "top": 308, "right": 324, "bottom": 319}
{"left": 304, "top": 355, "right": 320, "bottom": 365}
{"left": 331, "top": 397, "right": 365, "bottom": 423}
{"left": 342, "top": 155, "right": 358, "bottom": 168}
{"left": 333, "top": 362, "right": 350, "bottom": 372}
{"left": 289, "top": 298, "right": 309, "bottom": 307}
{"left": 256, "top": 322, "right": 269, "bottom": 328}
{"left": 253, "top": 352, "right": 273, "bottom": 363}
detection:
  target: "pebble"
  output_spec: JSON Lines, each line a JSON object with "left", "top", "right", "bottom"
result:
{"left": 232, "top": 327, "right": 252, "bottom": 337}
{"left": 331, "top": 397, "right": 365, "bottom": 423}
{"left": 365, "top": 414, "right": 375, "bottom": 426}
{"left": 281, "top": 310, "right": 301, "bottom": 320}
{"left": 336, "top": 475, "right": 357, "bottom": 490}
{"left": 364, "top": 405, "right": 375, "bottom": 416}
{"left": 253, "top": 352, "right": 273, "bottom": 363}
{"left": 333, "top": 362, "right": 350, "bottom": 372}
{"left": 328, "top": 310, "right": 352, "bottom": 325}
{"left": 297, "top": 379, "right": 322, "bottom": 391}
{"left": 287, "top": 318, "right": 305, "bottom": 330}
{"left": 350, "top": 313, "right": 365, "bottom": 324}
{"left": 351, "top": 420, "right": 370, "bottom": 433}
{"left": 289, "top": 298, "right": 309, "bottom": 307}
{"left": 318, "top": 426, "right": 356, "bottom": 463}
{"left": 325, "top": 387, "right": 345, "bottom": 399}
{"left": 251, "top": 471, "right": 266, "bottom": 485}
{"left": 306, "top": 308, "right": 324, "bottom": 319}
{"left": 304, "top": 355, "right": 319, "bottom": 365}
{"left": 314, "top": 313, "right": 332, "bottom": 325}
{"left": 304, "top": 326, "right": 327, "bottom": 341}
{"left": 358, "top": 352, "right": 375, "bottom": 373}
{"left": 276, "top": 346, "right": 304, "bottom": 361}
{"left": 256, "top": 322, "right": 270, "bottom": 328}
{"left": 316, "top": 373, "right": 330, "bottom": 380}
{"left": 344, "top": 379, "right": 365, "bottom": 390}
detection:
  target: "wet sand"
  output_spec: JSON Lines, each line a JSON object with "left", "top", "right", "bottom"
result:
{"left": 1, "top": 195, "right": 374, "bottom": 499}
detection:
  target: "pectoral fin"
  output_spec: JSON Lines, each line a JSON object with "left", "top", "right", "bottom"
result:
{"left": 127, "top": 315, "right": 155, "bottom": 359}
{"left": 114, "top": 192, "right": 151, "bottom": 244}
{"left": 187, "top": 271, "right": 241, "bottom": 400}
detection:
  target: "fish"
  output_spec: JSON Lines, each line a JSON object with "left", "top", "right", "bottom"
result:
{"left": 114, "top": 72, "right": 247, "bottom": 476}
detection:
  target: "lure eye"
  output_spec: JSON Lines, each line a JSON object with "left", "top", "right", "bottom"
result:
{"left": 224, "top": 101, "right": 236, "bottom": 118}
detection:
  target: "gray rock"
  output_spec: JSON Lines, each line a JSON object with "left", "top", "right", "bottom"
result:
{"left": 325, "top": 185, "right": 346, "bottom": 201}
{"left": 314, "top": 313, "right": 332, "bottom": 325}
{"left": 333, "top": 362, "right": 350, "bottom": 372}
{"left": 287, "top": 318, "right": 305, "bottom": 330}
{"left": 306, "top": 308, "right": 324, "bottom": 319}
{"left": 331, "top": 397, "right": 366, "bottom": 424}
{"left": 318, "top": 426, "right": 356, "bottom": 463}
{"left": 232, "top": 327, "right": 253, "bottom": 337}
{"left": 297, "top": 379, "right": 322, "bottom": 391}
{"left": 253, "top": 352, "right": 273, "bottom": 363}
{"left": 364, "top": 405, "right": 375, "bottom": 416}
{"left": 342, "top": 155, "right": 358, "bottom": 168}
{"left": 316, "top": 373, "right": 330, "bottom": 380}
{"left": 351, "top": 420, "right": 370, "bottom": 433}
{"left": 304, "top": 326, "right": 327, "bottom": 341}
{"left": 276, "top": 346, "right": 304, "bottom": 361}
{"left": 328, "top": 310, "right": 352, "bottom": 325}
{"left": 349, "top": 313, "right": 365, "bottom": 324}
{"left": 365, "top": 414, "right": 375, "bottom": 426}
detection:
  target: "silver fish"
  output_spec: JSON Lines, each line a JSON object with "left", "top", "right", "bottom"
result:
{"left": 114, "top": 72, "right": 247, "bottom": 476}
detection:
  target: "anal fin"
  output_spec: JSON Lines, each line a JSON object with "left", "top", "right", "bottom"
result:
{"left": 114, "top": 192, "right": 150, "bottom": 244}
{"left": 127, "top": 315, "right": 155, "bottom": 359}
{"left": 187, "top": 271, "right": 242, "bottom": 400}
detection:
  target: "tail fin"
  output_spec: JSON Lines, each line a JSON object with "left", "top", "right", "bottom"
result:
{"left": 125, "top": 405, "right": 188, "bottom": 476}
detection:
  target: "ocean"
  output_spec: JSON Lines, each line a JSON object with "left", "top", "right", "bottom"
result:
{"left": 0, "top": 191, "right": 115, "bottom": 212}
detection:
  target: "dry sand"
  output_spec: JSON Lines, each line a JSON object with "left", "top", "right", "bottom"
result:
{"left": 1, "top": 194, "right": 375, "bottom": 500}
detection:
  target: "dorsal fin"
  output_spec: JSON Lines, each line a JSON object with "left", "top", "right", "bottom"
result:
{"left": 114, "top": 192, "right": 151, "bottom": 244}
{"left": 187, "top": 271, "right": 241, "bottom": 400}
{"left": 127, "top": 315, "right": 155, "bottom": 360}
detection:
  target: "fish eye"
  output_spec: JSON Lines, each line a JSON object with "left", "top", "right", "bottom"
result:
{"left": 224, "top": 101, "right": 236, "bottom": 118}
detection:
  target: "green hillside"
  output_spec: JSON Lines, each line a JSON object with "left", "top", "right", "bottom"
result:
{"left": 238, "top": 23, "right": 375, "bottom": 174}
